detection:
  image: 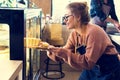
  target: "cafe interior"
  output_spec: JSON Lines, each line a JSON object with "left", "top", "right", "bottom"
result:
{"left": 0, "top": 0, "right": 120, "bottom": 80}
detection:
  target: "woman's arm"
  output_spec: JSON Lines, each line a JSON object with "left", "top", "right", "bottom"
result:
{"left": 47, "top": 31, "right": 76, "bottom": 62}
{"left": 105, "top": 17, "right": 120, "bottom": 32}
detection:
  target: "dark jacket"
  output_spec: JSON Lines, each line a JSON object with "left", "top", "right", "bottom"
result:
{"left": 90, "top": 0, "right": 118, "bottom": 22}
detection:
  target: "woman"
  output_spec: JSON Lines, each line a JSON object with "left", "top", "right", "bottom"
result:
{"left": 90, "top": 0, "right": 120, "bottom": 31}
{"left": 47, "top": 2, "right": 120, "bottom": 80}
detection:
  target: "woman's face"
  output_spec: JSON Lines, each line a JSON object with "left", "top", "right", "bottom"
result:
{"left": 64, "top": 9, "right": 77, "bottom": 29}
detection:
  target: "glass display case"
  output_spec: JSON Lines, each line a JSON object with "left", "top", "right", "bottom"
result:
{"left": 0, "top": 8, "right": 42, "bottom": 80}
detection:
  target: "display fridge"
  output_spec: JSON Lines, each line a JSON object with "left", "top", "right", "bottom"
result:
{"left": 0, "top": 8, "right": 42, "bottom": 80}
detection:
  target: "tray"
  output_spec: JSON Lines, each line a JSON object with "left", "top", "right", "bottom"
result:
{"left": 25, "top": 46, "right": 49, "bottom": 50}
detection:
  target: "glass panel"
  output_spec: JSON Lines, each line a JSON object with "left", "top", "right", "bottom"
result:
{"left": 25, "top": 16, "right": 41, "bottom": 77}
{"left": 0, "top": 24, "right": 10, "bottom": 60}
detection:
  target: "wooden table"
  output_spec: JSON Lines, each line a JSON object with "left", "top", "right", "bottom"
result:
{"left": 0, "top": 60, "right": 22, "bottom": 80}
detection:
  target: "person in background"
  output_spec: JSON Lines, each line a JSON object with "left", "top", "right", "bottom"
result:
{"left": 90, "top": 0, "right": 120, "bottom": 32}
{"left": 47, "top": 2, "right": 120, "bottom": 80}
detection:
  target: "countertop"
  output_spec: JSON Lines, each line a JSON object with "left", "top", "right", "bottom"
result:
{"left": 0, "top": 60, "right": 22, "bottom": 80}
{"left": 109, "top": 33, "right": 120, "bottom": 45}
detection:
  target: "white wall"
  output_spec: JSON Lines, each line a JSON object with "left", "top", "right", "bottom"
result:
{"left": 52, "top": 0, "right": 120, "bottom": 21}
{"left": 52, "top": 0, "right": 90, "bottom": 18}
{"left": 114, "top": 0, "right": 120, "bottom": 21}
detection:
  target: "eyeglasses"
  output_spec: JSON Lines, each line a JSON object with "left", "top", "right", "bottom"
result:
{"left": 63, "top": 15, "right": 73, "bottom": 21}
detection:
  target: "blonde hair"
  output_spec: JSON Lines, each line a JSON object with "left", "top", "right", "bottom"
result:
{"left": 67, "top": 2, "right": 90, "bottom": 25}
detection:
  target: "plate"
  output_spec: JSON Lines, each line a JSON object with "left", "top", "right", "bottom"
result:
{"left": 36, "top": 46, "right": 49, "bottom": 50}
{"left": 25, "top": 46, "right": 49, "bottom": 50}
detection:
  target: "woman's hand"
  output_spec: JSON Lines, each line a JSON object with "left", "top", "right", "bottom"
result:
{"left": 47, "top": 45, "right": 55, "bottom": 55}
{"left": 47, "top": 45, "right": 65, "bottom": 62}
{"left": 48, "top": 47, "right": 71, "bottom": 60}
{"left": 48, "top": 47, "right": 65, "bottom": 55}
{"left": 113, "top": 20, "right": 120, "bottom": 28}
{"left": 105, "top": 17, "right": 120, "bottom": 32}
{"left": 113, "top": 20, "right": 120, "bottom": 32}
